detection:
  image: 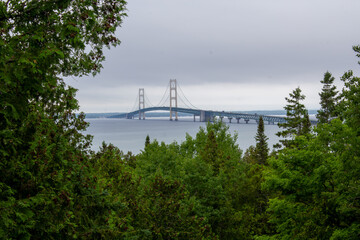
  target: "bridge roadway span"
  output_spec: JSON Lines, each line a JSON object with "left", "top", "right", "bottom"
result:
{"left": 108, "top": 107, "right": 317, "bottom": 125}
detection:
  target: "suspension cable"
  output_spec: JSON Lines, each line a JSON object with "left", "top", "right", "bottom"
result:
{"left": 177, "top": 83, "right": 199, "bottom": 109}
{"left": 130, "top": 94, "right": 139, "bottom": 112}
{"left": 144, "top": 93, "right": 154, "bottom": 108}
{"left": 155, "top": 82, "right": 170, "bottom": 107}
{"left": 159, "top": 94, "right": 170, "bottom": 107}
{"left": 178, "top": 94, "right": 193, "bottom": 109}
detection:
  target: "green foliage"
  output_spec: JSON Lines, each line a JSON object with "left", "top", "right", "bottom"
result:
{"left": 136, "top": 140, "right": 184, "bottom": 181}
{"left": 181, "top": 121, "right": 245, "bottom": 238}
{"left": 275, "top": 87, "right": 310, "bottom": 148}
{"left": 2, "top": 1, "right": 359, "bottom": 238}
{"left": 191, "top": 120, "right": 242, "bottom": 171}
{"left": 0, "top": 83, "right": 121, "bottom": 239}
{"left": 238, "top": 117, "right": 273, "bottom": 238}
{"left": 199, "top": 130, "right": 224, "bottom": 174}
{"left": 86, "top": 46, "right": 358, "bottom": 240}
{"left": 92, "top": 142, "right": 216, "bottom": 239}
{"left": 145, "top": 134, "right": 150, "bottom": 148}
{"left": 330, "top": 224, "right": 360, "bottom": 240}
{"left": 254, "top": 116, "right": 269, "bottom": 165}
{"left": 137, "top": 174, "right": 216, "bottom": 239}
{"left": 1, "top": 0, "right": 127, "bottom": 156}
{"left": 262, "top": 120, "right": 359, "bottom": 239}
{"left": 260, "top": 62, "right": 360, "bottom": 239}
{"left": 337, "top": 70, "right": 360, "bottom": 134}
{"left": 262, "top": 98, "right": 360, "bottom": 239}
{"left": 299, "top": 111, "right": 311, "bottom": 136}
{"left": 0, "top": 0, "right": 127, "bottom": 238}
{"left": 243, "top": 145, "right": 257, "bottom": 164}
{"left": 353, "top": 45, "right": 360, "bottom": 65}
{"left": 136, "top": 121, "right": 277, "bottom": 239}
{"left": 317, "top": 71, "right": 339, "bottom": 123}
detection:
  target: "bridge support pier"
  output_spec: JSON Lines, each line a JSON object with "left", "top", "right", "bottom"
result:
{"left": 200, "top": 111, "right": 211, "bottom": 122}
{"left": 245, "top": 119, "right": 249, "bottom": 124}
{"left": 236, "top": 117, "right": 240, "bottom": 123}
{"left": 220, "top": 116, "right": 224, "bottom": 122}
{"left": 194, "top": 115, "right": 196, "bottom": 122}
{"left": 138, "top": 112, "right": 145, "bottom": 120}
{"left": 228, "top": 117, "right": 232, "bottom": 123}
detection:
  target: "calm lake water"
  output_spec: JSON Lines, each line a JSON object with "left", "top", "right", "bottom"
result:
{"left": 85, "top": 117, "right": 282, "bottom": 154}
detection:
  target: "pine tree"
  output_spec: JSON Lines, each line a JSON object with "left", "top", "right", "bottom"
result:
{"left": 317, "top": 71, "right": 339, "bottom": 123}
{"left": 337, "top": 70, "right": 360, "bottom": 134}
{"left": 276, "top": 87, "right": 309, "bottom": 148}
{"left": 300, "top": 111, "right": 311, "bottom": 135}
{"left": 255, "top": 116, "right": 269, "bottom": 164}
{"left": 145, "top": 135, "right": 150, "bottom": 147}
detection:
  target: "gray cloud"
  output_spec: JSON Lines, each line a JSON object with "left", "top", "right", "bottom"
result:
{"left": 66, "top": 0, "right": 360, "bottom": 112}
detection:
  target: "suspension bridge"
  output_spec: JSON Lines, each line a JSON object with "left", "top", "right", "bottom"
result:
{"left": 109, "top": 79, "right": 317, "bottom": 125}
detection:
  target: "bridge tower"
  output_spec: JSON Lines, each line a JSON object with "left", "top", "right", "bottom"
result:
{"left": 169, "top": 79, "right": 178, "bottom": 121}
{"left": 138, "top": 88, "right": 145, "bottom": 120}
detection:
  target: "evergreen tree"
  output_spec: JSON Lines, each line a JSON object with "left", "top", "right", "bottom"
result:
{"left": 145, "top": 134, "right": 150, "bottom": 147}
{"left": 255, "top": 116, "right": 269, "bottom": 164}
{"left": 262, "top": 120, "right": 360, "bottom": 240}
{"left": 275, "top": 87, "right": 309, "bottom": 148}
{"left": 261, "top": 50, "right": 360, "bottom": 240}
{"left": 337, "top": 70, "right": 360, "bottom": 135}
{"left": 300, "top": 111, "right": 311, "bottom": 135}
{"left": 317, "top": 71, "right": 339, "bottom": 123}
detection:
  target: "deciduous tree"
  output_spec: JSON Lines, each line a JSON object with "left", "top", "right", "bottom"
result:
{"left": 0, "top": 0, "right": 127, "bottom": 238}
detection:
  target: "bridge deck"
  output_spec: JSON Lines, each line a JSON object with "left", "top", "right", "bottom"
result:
{"left": 108, "top": 107, "right": 318, "bottom": 125}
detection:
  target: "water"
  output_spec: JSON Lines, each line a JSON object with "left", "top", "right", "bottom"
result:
{"left": 85, "top": 117, "right": 282, "bottom": 154}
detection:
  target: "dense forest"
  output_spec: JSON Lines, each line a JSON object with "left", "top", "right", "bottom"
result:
{"left": 1, "top": 1, "right": 359, "bottom": 239}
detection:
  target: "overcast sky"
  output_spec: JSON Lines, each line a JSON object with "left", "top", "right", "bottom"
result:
{"left": 65, "top": 0, "right": 360, "bottom": 113}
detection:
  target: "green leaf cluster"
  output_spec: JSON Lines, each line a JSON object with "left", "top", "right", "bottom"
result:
{"left": 1, "top": 0, "right": 128, "bottom": 238}
{"left": 133, "top": 121, "right": 274, "bottom": 239}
